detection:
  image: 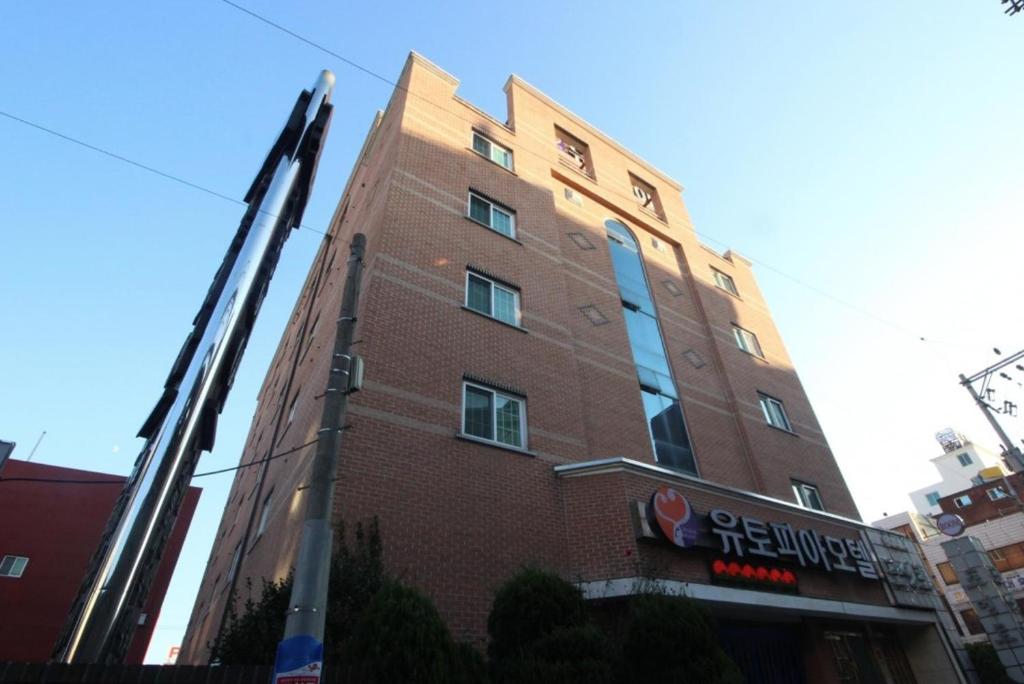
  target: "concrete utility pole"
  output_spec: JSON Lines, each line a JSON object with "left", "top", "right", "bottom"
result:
{"left": 961, "top": 348, "right": 1024, "bottom": 473}
{"left": 272, "top": 233, "right": 366, "bottom": 684}
{"left": 54, "top": 70, "right": 335, "bottom": 664}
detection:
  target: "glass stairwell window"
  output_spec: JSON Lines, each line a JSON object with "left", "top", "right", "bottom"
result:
{"left": 605, "top": 219, "right": 696, "bottom": 475}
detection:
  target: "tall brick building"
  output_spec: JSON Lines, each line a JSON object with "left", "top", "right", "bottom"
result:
{"left": 181, "top": 53, "right": 966, "bottom": 681}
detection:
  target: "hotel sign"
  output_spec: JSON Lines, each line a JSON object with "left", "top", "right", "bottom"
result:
{"left": 647, "top": 486, "right": 880, "bottom": 581}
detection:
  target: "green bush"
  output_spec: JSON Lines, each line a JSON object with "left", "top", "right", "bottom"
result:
{"left": 345, "top": 581, "right": 455, "bottom": 683}
{"left": 448, "top": 641, "right": 490, "bottom": 684}
{"left": 487, "top": 568, "right": 615, "bottom": 683}
{"left": 493, "top": 624, "right": 615, "bottom": 684}
{"left": 211, "top": 518, "right": 383, "bottom": 666}
{"left": 621, "top": 593, "right": 742, "bottom": 684}
{"left": 965, "top": 641, "right": 1012, "bottom": 684}
{"left": 210, "top": 574, "right": 293, "bottom": 665}
{"left": 487, "top": 567, "right": 588, "bottom": 661}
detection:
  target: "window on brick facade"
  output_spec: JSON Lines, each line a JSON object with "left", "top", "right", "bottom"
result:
{"left": 555, "top": 126, "right": 594, "bottom": 178}
{"left": 303, "top": 313, "right": 320, "bottom": 360}
{"left": 988, "top": 486, "right": 1009, "bottom": 501}
{"left": 629, "top": 173, "right": 664, "bottom": 220}
{"left": 472, "top": 132, "right": 513, "bottom": 170}
{"left": 925, "top": 491, "right": 941, "bottom": 507}
{"left": 0, "top": 555, "right": 28, "bottom": 578}
{"left": 732, "top": 325, "right": 764, "bottom": 358}
{"left": 462, "top": 382, "right": 526, "bottom": 449}
{"left": 465, "top": 271, "right": 521, "bottom": 327}
{"left": 226, "top": 542, "right": 241, "bottom": 584}
{"left": 256, "top": 490, "right": 273, "bottom": 538}
{"left": 468, "top": 191, "right": 515, "bottom": 238}
{"left": 287, "top": 392, "right": 299, "bottom": 425}
{"left": 953, "top": 494, "right": 972, "bottom": 508}
{"left": 759, "top": 393, "right": 793, "bottom": 432}
{"left": 957, "top": 452, "right": 973, "bottom": 466}
{"left": 712, "top": 268, "right": 739, "bottom": 296}
{"left": 791, "top": 480, "right": 825, "bottom": 511}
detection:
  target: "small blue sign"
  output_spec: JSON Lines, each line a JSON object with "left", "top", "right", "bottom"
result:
{"left": 273, "top": 634, "right": 323, "bottom": 684}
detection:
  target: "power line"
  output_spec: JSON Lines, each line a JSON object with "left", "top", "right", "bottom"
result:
{"left": 0, "top": 109, "right": 328, "bottom": 238}
{"left": 0, "top": 437, "right": 319, "bottom": 486}
{"left": 217, "top": 0, "right": 958, "bottom": 350}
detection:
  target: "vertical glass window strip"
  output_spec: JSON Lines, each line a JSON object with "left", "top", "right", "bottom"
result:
{"left": 466, "top": 274, "right": 492, "bottom": 316}
{"left": 605, "top": 219, "right": 696, "bottom": 475}
{"left": 463, "top": 385, "right": 493, "bottom": 440}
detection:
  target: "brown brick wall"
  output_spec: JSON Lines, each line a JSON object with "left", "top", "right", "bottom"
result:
{"left": 180, "top": 52, "right": 864, "bottom": 660}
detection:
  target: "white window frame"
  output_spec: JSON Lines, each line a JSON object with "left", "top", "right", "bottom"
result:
{"left": 256, "top": 490, "right": 273, "bottom": 537}
{"left": 472, "top": 132, "right": 513, "bottom": 171}
{"left": 988, "top": 487, "right": 1009, "bottom": 501}
{"left": 464, "top": 271, "right": 521, "bottom": 327}
{"left": 467, "top": 191, "right": 516, "bottom": 238}
{"left": 759, "top": 393, "right": 793, "bottom": 432}
{"left": 953, "top": 494, "right": 972, "bottom": 508}
{"left": 226, "top": 542, "right": 241, "bottom": 583}
{"left": 461, "top": 381, "right": 527, "bottom": 449}
{"left": 712, "top": 268, "right": 739, "bottom": 296}
{"left": 957, "top": 452, "right": 973, "bottom": 466}
{"left": 925, "top": 491, "right": 941, "bottom": 507}
{"left": 287, "top": 393, "right": 298, "bottom": 425}
{"left": 792, "top": 481, "right": 824, "bottom": 511}
{"left": 732, "top": 325, "right": 764, "bottom": 358}
{"left": 0, "top": 555, "right": 29, "bottom": 578}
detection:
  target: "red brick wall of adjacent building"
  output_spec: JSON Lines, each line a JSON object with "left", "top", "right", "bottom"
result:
{"left": 937, "top": 472, "right": 1024, "bottom": 525}
{"left": 180, "top": 52, "right": 861, "bottom": 661}
{"left": 0, "top": 459, "right": 200, "bottom": 663}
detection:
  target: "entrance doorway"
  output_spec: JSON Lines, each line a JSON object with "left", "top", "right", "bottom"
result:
{"left": 718, "top": 621, "right": 806, "bottom": 684}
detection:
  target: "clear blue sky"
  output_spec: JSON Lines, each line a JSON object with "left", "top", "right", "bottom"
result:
{"left": 1, "top": 1, "right": 1022, "bottom": 664}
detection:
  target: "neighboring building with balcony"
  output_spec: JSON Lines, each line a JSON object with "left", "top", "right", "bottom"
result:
{"left": 876, "top": 433, "right": 1024, "bottom": 641}
{"left": 179, "top": 52, "right": 965, "bottom": 682}
{"left": 909, "top": 429, "right": 1004, "bottom": 516}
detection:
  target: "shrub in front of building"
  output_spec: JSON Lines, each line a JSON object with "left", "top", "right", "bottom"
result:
{"left": 209, "top": 574, "right": 292, "bottom": 665}
{"left": 211, "top": 519, "right": 383, "bottom": 666}
{"left": 346, "top": 581, "right": 464, "bottom": 683}
{"left": 965, "top": 641, "right": 1012, "bottom": 684}
{"left": 621, "top": 593, "right": 742, "bottom": 684}
{"left": 487, "top": 567, "right": 615, "bottom": 683}
{"left": 211, "top": 519, "right": 484, "bottom": 681}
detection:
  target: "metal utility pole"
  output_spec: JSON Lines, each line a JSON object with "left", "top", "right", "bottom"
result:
{"left": 54, "top": 70, "right": 335, "bottom": 664}
{"left": 272, "top": 233, "right": 365, "bottom": 684}
{"left": 961, "top": 347, "right": 1024, "bottom": 473}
